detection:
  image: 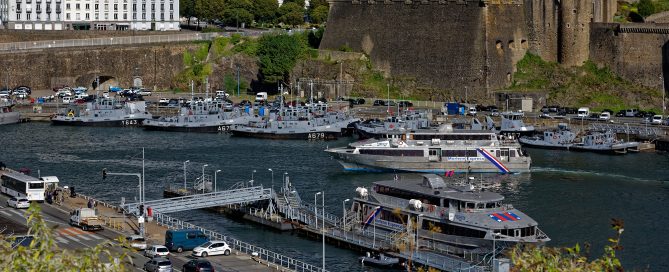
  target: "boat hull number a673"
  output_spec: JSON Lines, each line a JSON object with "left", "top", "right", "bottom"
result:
{"left": 122, "top": 120, "right": 140, "bottom": 126}
{"left": 308, "top": 132, "right": 326, "bottom": 140}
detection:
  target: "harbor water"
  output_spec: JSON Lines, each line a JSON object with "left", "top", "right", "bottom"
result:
{"left": 1, "top": 123, "right": 668, "bottom": 271}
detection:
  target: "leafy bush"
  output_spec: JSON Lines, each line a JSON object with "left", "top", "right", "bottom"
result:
{"left": 256, "top": 34, "right": 306, "bottom": 83}
{"left": 339, "top": 44, "right": 352, "bottom": 52}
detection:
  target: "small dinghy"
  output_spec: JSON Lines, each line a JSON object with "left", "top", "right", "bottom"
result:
{"left": 359, "top": 252, "right": 400, "bottom": 267}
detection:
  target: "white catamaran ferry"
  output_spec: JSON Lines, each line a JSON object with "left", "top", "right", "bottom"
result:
{"left": 326, "top": 125, "right": 531, "bottom": 174}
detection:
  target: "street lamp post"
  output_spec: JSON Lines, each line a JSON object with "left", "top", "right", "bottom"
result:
{"left": 386, "top": 83, "right": 390, "bottom": 115}
{"left": 201, "top": 164, "right": 208, "bottom": 194}
{"left": 268, "top": 168, "right": 274, "bottom": 191}
{"left": 492, "top": 232, "right": 499, "bottom": 268}
{"left": 102, "top": 170, "right": 144, "bottom": 237}
{"left": 342, "top": 199, "right": 350, "bottom": 229}
{"left": 214, "top": 170, "right": 221, "bottom": 192}
{"left": 183, "top": 160, "right": 189, "bottom": 190}
{"left": 416, "top": 214, "right": 423, "bottom": 255}
{"left": 314, "top": 192, "right": 321, "bottom": 229}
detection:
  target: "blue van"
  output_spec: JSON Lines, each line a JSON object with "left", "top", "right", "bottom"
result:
{"left": 164, "top": 229, "right": 209, "bottom": 253}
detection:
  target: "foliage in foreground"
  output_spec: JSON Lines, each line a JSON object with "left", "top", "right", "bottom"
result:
{"left": 0, "top": 203, "right": 130, "bottom": 271}
{"left": 510, "top": 219, "right": 625, "bottom": 272}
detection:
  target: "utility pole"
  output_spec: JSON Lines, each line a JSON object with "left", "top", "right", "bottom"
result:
{"left": 236, "top": 64, "right": 240, "bottom": 97}
{"left": 102, "top": 170, "right": 144, "bottom": 237}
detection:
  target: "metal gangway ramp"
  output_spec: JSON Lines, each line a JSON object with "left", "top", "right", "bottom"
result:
{"left": 121, "top": 186, "right": 272, "bottom": 214}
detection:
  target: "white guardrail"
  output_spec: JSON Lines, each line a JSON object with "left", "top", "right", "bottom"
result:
{"left": 0, "top": 32, "right": 223, "bottom": 52}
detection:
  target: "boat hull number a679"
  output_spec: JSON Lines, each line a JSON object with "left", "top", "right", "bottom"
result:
{"left": 308, "top": 132, "right": 326, "bottom": 140}
{"left": 217, "top": 125, "right": 231, "bottom": 132}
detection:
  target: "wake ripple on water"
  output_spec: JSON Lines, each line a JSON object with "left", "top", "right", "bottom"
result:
{"left": 531, "top": 166, "right": 667, "bottom": 183}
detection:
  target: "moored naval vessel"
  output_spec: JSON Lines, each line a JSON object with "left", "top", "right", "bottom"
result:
{"left": 354, "top": 110, "right": 432, "bottom": 139}
{"left": 495, "top": 112, "right": 535, "bottom": 136}
{"left": 348, "top": 174, "right": 549, "bottom": 258}
{"left": 51, "top": 98, "right": 151, "bottom": 127}
{"left": 518, "top": 123, "right": 577, "bottom": 150}
{"left": 143, "top": 100, "right": 259, "bottom": 133}
{"left": 326, "top": 125, "right": 531, "bottom": 174}
{"left": 0, "top": 101, "right": 20, "bottom": 125}
{"left": 231, "top": 104, "right": 360, "bottom": 140}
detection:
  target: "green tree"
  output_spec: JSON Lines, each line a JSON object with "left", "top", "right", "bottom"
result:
{"left": 310, "top": 5, "right": 329, "bottom": 24}
{"left": 251, "top": 0, "right": 279, "bottom": 24}
{"left": 225, "top": 0, "right": 252, "bottom": 10}
{"left": 307, "top": 26, "right": 324, "bottom": 48}
{"left": 0, "top": 204, "right": 130, "bottom": 271}
{"left": 278, "top": 2, "right": 304, "bottom": 26}
{"left": 257, "top": 34, "right": 306, "bottom": 83}
{"left": 223, "top": 8, "right": 254, "bottom": 27}
{"left": 283, "top": 0, "right": 305, "bottom": 8}
{"left": 180, "top": 0, "right": 196, "bottom": 25}
{"left": 637, "top": 0, "right": 655, "bottom": 17}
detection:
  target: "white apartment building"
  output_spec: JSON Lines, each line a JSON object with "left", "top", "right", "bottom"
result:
{"left": 0, "top": 0, "right": 178, "bottom": 30}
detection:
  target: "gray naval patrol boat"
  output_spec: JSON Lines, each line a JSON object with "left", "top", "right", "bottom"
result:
{"left": 348, "top": 174, "right": 549, "bottom": 260}
{"left": 519, "top": 124, "right": 639, "bottom": 154}
{"left": 354, "top": 110, "right": 432, "bottom": 140}
{"left": 231, "top": 103, "right": 360, "bottom": 140}
{"left": 0, "top": 100, "right": 20, "bottom": 125}
{"left": 51, "top": 98, "right": 151, "bottom": 127}
{"left": 143, "top": 100, "right": 259, "bottom": 133}
{"left": 326, "top": 124, "right": 531, "bottom": 174}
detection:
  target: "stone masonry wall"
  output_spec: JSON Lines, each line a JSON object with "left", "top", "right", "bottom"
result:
{"left": 0, "top": 43, "right": 199, "bottom": 90}
{"left": 320, "top": 0, "right": 528, "bottom": 100}
{"left": 0, "top": 30, "right": 182, "bottom": 43}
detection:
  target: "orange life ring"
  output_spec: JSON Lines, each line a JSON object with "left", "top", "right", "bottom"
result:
{"left": 553, "top": 135, "right": 558, "bottom": 140}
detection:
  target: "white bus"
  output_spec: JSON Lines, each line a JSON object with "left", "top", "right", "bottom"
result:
{"left": 1, "top": 172, "right": 45, "bottom": 201}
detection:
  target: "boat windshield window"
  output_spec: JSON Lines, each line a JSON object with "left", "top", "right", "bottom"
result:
{"left": 466, "top": 202, "right": 475, "bottom": 209}
{"left": 485, "top": 202, "right": 495, "bottom": 209}
{"left": 476, "top": 203, "right": 484, "bottom": 209}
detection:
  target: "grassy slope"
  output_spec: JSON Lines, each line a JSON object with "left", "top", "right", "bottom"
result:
{"left": 508, "top": 54, "right": 661, "bottom": 112}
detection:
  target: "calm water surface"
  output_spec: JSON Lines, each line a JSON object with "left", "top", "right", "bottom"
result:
{"left": 1, "top": 123, "right": 667, "bottom": 271}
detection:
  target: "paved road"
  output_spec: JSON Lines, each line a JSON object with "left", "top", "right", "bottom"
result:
{"left": 0, "top": 193, "right": 269, "bottom": 272}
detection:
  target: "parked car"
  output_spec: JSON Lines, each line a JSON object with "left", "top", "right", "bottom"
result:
{"left": 165, "top": 229, "right": 209, "bottom": 253}
{"left": 540, "top": 106, "right": 550, "bottom": 113}
{"left": 626, "top": 109, "right": 639, "bottom": 117}
{"left": 139, "top": 89, "right": 152, "bottom": 96}
{"left": 490, "top": 109, "right": 500, "bottom": 116}
{"left": 72, "top": 87, "right": 88, "bottom": 94}
{"left": 548, "top": 105, "right": 559, "bottom": 112}
{"left": 599, "top": 112, "right": 611, "bottom": 121}
{"left": 644, "top": 111, "right": 656, "bottom": 118}
{"left": 14, "top": 86, "right": 31, "bottom": 94}
{"left": 467, "top": 107, "right": 477, "bottom": 116}
{"left": 577, "top": 107, "right": 590, "bottom": 118}
{"left": 62, "top": 96, "right": 74, "bottom": 104}
{"left": 634, "top": 110, "right": 646, "bottom": 118}
{"left": 14, "top": 90, "right": 28, "bottom": 99}
{"left": 615, "top": 110, "right": 625, "bottom": 117}
{"left": 125, "top": 235, "right": 147, "bottom": 250}
{"left": 192, "top": 241, "right": 231, "bottom": 257}
{"left": 397, "top": 101, "right": 414, "bottom": 108}
{"left": 652, "top": 115, "right": 663, "bottom": 125}
{"left": 641, "top": 116, "right": 652, "bottom": 124}
{"left": 182, "top": 259, "right": 213, "bottom": 272}
{"left": 372, "top": 99, "right": 385, "bottom": 106}
{"left": 7, "top": 197, "right": 30, "bottom": 209}
{"left": 0, "top": 87, "right": 12, "bottom": 94}
{"left": 56, "top": 90, "right": 72, "bottom": 97}
{"left": 145, "top": 245, "right": 170, "bottom": 258}
{"left": 0, "top": 90, "right": 9, "bottom": 98}
{"left": 159, "top": 98, "right": 170, "bottom": 106}
{"left": 143, "top": 257, "right": 172, "bottom": 272}
{"left": 564, "top": 107, "right": 578, "bottom": 114}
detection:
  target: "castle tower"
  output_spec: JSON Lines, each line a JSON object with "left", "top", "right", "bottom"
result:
{"left": 525, "top": 0, "right": 559, "bottom": 62}
{"left": 559, "top": 0, "right": 593, "bottom": 66}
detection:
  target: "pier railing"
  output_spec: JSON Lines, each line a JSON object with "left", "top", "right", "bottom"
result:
{"left": 153, "top": 211, "right": 325, "bottom": 272}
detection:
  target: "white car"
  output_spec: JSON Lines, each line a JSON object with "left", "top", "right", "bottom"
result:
{"left": 125, "top": 235, "right": 147, "bottom": 250}
{"left": 191, "top": 240, "right": 231, "bottom": 257}
{"left": 7, "top": 197, "right": 30, "bottom": 209}
{"left": 62, "top": 96, "right": 73, "bottom": 104}
{"left": 56, "top": 90, "right": 72, "bottom": 97}
{"left": 652, "top": 115, "right": 663, "bottom": 125}
{"left": 145, "top": 245, "right": 170, "bottom": 258}
{"left": 599, "top": 112, "right": 611, "bottom": 121}
{"left": 14, "top": 91, "right": 28, "bottom": 99}
{"left": 138, "top": 89, "right": 152, "bottom": 96}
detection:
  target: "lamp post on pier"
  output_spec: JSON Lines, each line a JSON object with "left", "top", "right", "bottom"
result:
{"left": 214, "top": 170, "right": 221, "bottom": 192}
{"left": 183, "top": 160, "right": 189, "bottom": 190}
{"left": 201, "top": 164, "right": 208, "bottom": 193}
{"left": 321, "top": 191, "right": 325, "bottom": 271}
{"left": 268, "top": 168, "right": 274, "bottom": 191}
{"left": 314, "top": 192, "right": 321, "bottom": 229}
{"left": 342, "top": 199, "right": 350, "bottom": 229}
{"left": 102, "top": 169, "right": 144, "bottom": 237}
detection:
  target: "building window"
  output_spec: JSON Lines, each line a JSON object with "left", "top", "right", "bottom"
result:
{"left": 85, "top": 4, "right": 89, "bottom": 9}
{"left": 65, "top": 13, "right": 69, "bottom": 19}
{"left": 169, "top": 12, "right": 172, "bottom": 20}
{"left": 75, "top": 12, "right": 79, "bottom": 20}
{"left": 151, "top": 12, "right": 154, "bottom": 20}
{"left": 160, "top": 3, "right": 163, "bottom": 10}
{"left": 132, "top": 4, "right": 135, "bottom": 11}
{"left": 113, "top": 13, "right": 116, "bottom": 19}
{"left": 132, "top": 12, "right": 136, "bottom": 19}
{"left": 94, "top": 4, "right": 98, "bottom": 10}
{"left": 169, "top": 3, "right": 172, "bottom": 10}
{"left": 113, "top": 4, "right": 117, "bottom": 10}
{"left": 122, "top": 4, "right": 126, "bottom": 10}
{"left": 47, "top": 14, "right": 50, "bottom": 20}
{"left": 36, "top": 13, "right": 40, "bottom": 20}
{"left": 85, "top": 13, "right": 89, "bottom": 19}
{"left": 150, "top": 3, "right": 153, "bottom": 10}
{"left": 94, "top": 13, "right": 98, "bottom": 19}
{"left": 141, "top": 13, "right": 144, "bottom": 19}
{"left": 160, "top": 13, "right": 163, "bottom": 21}
{"left": 123, "top": 13, "right": 126, "bottom": 19}
{"left": 16, "top": 13, "right": 21, "bottom": 20}
{"left": 65, "top": 3, "right": 69, "bottom": 9}
{"left": 141, "top": 4, "right": 144, "bottom": 10}
{"left": 104, "top": 12, "right": 107, "bottom": 19}
{"left": 75, "top": 3, "right": 79, "bottom": 10}
{"left": 104, "top": 4, "right": 108, "bottom": 10}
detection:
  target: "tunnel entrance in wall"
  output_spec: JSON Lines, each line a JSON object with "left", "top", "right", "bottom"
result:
{"left": 94, "top": 76, "right": 119, "bottom": 91}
